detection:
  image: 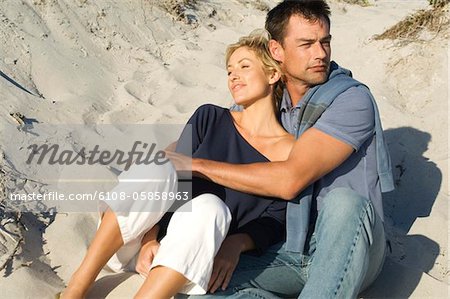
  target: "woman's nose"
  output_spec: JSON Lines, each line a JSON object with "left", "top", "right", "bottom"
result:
{"left": 229, "top": 71, "right": 239, "bottom": 80}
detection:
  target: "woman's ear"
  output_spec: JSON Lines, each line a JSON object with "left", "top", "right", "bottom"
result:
{"left": 268, "top": 69, "right": 281, "bottom": 85}
{"left": 269, "top": 39, "right": 284, "bottom": 62}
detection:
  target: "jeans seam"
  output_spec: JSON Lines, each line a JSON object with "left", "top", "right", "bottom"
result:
{"left": 237, "top": 256, "right": 301, "bottom": 271}
{"left": 300, "top": 256, "right": 312, "bottom": 280}
{"left": 333, "top": 200, "right": 371, "bottom": 297}
{"left": 235, "top": 289, "right": 271, "bottom": 299}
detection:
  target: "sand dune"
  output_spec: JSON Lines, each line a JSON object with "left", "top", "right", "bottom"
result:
{"left": 0, "top": 0, "right": 448, "bottom": 298}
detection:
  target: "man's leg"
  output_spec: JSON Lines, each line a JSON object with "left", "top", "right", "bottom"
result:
{"left": 176, "top": 242, "right": 306, "bottom": 299}
{"left": 299, "top": 188, "right": 386, "bottom": 299}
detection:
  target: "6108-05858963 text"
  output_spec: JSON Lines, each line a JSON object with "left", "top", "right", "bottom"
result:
{"left": 9, "top": 191, "right": 190, "bottom": 202}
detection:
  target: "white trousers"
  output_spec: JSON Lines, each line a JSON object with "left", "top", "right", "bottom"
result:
{"left": 99, "top": 162, "right": 231, "bottom": 295}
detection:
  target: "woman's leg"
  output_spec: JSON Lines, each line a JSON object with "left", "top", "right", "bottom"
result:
{"left": 134, "top": 266, "right": 188, "bottom": 299}
{"left": 135, "top": 194, "right": 232, "bottom": 298}
{"left": 63, "top": 209, "right": 124, "bottom": 298}
{"left": 63, "top": 162, "right": 178, "bottom": 298}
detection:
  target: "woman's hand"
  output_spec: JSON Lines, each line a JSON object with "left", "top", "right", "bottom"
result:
{"left": 135, "top": 225, "right": 161, "bottom": 277}
{"left": 135, "top": 239, "right": 160, "bottom": 277}
{"left": 208, "top": 234, "right": 254, "bottom": 293}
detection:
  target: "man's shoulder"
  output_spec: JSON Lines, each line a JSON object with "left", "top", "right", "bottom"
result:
{"left": 332, "top": 85, "right": 373, "bottom": 110}
{"left": 314, "top": 85, "right": 375, "bottom": 150}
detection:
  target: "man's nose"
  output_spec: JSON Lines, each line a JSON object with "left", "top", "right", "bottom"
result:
{"left": 313, "top": 42, "right": 327, "bottom": 60}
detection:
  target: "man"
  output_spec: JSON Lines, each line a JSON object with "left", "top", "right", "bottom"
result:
{"left": 177, "top": 1, "right": 394, "bottom": 298}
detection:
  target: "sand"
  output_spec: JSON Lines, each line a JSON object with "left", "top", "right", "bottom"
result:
{"left": 0, "top": 0, "right": 448, "bottom": 298}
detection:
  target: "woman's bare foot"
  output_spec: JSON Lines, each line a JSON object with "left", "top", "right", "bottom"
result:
{"left": 59, "top": 286, "right": 86, "bottom": 299}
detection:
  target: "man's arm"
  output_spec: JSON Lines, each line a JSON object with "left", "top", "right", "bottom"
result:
{"left": 193, "top": 128, "right": 353, "bottom": 200}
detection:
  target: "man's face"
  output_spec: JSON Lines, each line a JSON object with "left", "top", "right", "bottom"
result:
{"left": 277, "top": 15, "right": 331, "bottom": 87}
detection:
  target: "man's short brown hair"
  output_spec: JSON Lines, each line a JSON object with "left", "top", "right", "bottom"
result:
{"left": 265, "top": 0, "right": 331, "bottom": 44}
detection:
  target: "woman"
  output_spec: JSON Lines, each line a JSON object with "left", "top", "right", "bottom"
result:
{"left": 62, "top": 30, "right": 294, "bottom": 299}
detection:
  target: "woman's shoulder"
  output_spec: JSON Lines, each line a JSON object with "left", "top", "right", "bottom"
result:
{"left": 190, "top": 104, "right": 229, "bottom": 122}
{"left": 194, "top": 103, "right": 227, "bottom": 114}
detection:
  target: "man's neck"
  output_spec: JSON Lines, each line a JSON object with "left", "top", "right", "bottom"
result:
{"left": 285, "top": 80, "right": 310, "bottom": 107}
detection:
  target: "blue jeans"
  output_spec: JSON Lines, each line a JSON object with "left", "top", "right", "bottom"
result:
{"left": 176, "top": 188, "right": 386, "bottom": 299}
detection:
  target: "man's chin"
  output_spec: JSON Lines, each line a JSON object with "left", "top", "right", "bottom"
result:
{"left": 309, "top": 74, "right": 328, "bottom": 85}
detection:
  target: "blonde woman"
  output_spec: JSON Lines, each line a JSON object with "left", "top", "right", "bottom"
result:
{"left": 62, "top": 30, "right": 294, "bottom": 299}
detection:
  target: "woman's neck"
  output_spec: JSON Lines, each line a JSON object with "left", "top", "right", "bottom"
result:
{"left": 233, "top": 96, "right": 282, "bottom": 138}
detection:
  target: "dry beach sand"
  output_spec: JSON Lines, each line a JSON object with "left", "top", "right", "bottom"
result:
{"left": 0, "top": 0, "right": 448, "bottom": 298}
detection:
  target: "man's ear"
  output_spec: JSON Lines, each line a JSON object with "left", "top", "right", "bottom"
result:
{"left": 269, "top": 39, "right": 284, "bottom": 62}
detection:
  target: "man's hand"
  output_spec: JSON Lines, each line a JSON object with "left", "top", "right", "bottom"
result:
{"left": 208, "top": 234, "right": 254, "bottom": 293}
{"left": 165, "top": 151, "right": 209, "bottom": 180}
{"left": 135, "top": 239, "right": 160, "bottom": 277}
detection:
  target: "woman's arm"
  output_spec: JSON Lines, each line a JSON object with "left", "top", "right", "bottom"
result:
{"left": 208, "top": 196, "right": 285, "bottom": 293}
{"left": 135, "top": 225, "right": 161, "bottom": 277}
{"left": 208, "top": 233, "right": 255, "bottom": 293}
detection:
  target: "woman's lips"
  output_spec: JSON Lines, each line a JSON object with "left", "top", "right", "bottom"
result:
{"left": 231, "top": 83, "right": 245, "bottom": 91}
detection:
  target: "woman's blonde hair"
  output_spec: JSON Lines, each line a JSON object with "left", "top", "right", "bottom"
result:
{"left": 225, "top": 29, "right": 284, "bottom": 111}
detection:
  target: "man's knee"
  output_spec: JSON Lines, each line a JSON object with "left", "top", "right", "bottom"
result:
{"left": 320, "top": 188, "right": 374, "bottom": 225}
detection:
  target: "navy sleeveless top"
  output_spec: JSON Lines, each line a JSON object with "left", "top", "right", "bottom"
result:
{"left": 164, "top": 104, "right": 286, "bottom": 253}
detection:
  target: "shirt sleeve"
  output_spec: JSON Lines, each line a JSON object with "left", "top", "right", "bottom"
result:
{"left": 159, "top": 105, "right": 220, "bottom": 237}
{"left": 313, "top": 86, "right": 375, "bottom": 151}
{"left": 234, "top": 200, "right": 286, "bottom": 255}
{"left": 175, "top": 104, "right": 218, "bottom": 155}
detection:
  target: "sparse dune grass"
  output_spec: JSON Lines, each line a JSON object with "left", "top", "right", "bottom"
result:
{"left": 338, "top": 0, "right": 370, "bottom": 6}
{"left": 375, "top": 3, "right": 449, "bottom": 41}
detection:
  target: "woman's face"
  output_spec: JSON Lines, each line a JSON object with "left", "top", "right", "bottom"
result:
{"left": 227, "top": 47, "right": 274, "bottom": 106}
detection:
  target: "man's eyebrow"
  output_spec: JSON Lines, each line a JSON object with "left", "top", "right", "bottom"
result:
{"left": 295, "top": 35, "right": 332, "bottom": 43}
{"left": 321, "top": 35, "right": 332, "bottom": 41}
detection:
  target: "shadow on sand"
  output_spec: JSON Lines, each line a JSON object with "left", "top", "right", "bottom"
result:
{"left": 361, "top": 127, "right": 444, "bottom": 298}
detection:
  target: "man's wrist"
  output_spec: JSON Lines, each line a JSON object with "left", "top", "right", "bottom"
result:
{"left": 192, "top": 158, "right": 207, "bottom": 178}
{"left": 192, "top": 158, "right": 202, "bottom": 173}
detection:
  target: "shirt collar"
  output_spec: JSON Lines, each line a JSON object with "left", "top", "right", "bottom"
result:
{"left": 280, "top": 88, "right": 305, "bottom": 111}
{"left": 280, "top": 88, "right": 292, "bottom": 112}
